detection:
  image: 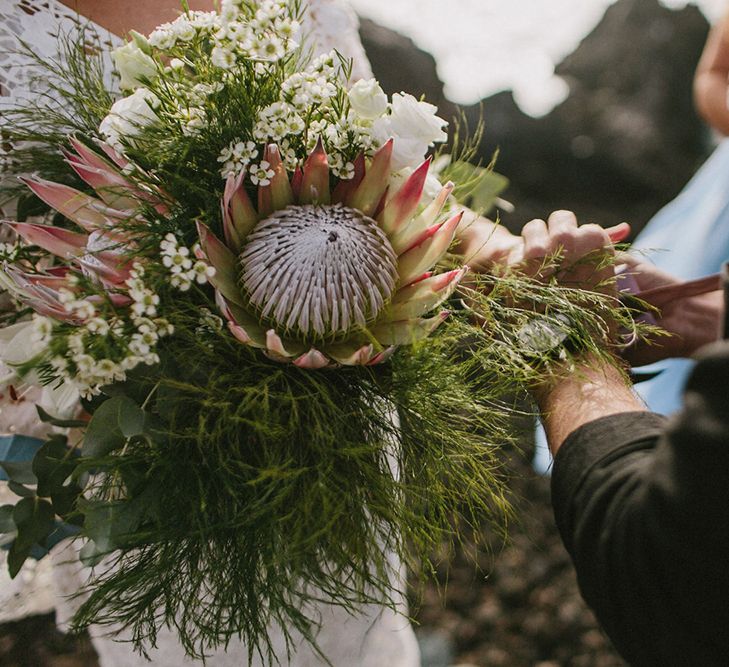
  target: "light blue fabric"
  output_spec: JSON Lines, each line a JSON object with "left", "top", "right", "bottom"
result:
{"left": 0, "top": 434, "right": 45, "bottom": 481}
{"left": 631, "top": 138, "right": 729, "bottom": 415}
{"left": 532, "top": 138, "right": 729, "bottom": 475}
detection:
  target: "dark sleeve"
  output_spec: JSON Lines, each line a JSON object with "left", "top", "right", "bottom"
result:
{"left": 551, "top": 343, "right": 729, "bottom": 667}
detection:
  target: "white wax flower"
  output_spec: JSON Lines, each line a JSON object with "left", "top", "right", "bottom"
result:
{"left": 99, "top": 88, "right": 161, "bottom": 150}
{"left": 348, "top": 78, "right": 388, "bottom": 120}
{"left": 372, "top": 93, "right": 448, "bottom": 170}
{"left": 112, "top": 41, "right": 158, "bottom": 90}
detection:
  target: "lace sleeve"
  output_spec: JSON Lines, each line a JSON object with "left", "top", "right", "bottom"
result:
{"left": 0, "top": 0, "right": 118, "bottom": 108}
{"left": 301, "top": 0, "right": 373, "bottom": 81}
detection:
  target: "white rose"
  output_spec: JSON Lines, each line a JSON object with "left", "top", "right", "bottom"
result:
{"left": 372, "top": 93, "right": 448, "bottom": 170}
{"left": 112, "top": 41, "right": 158, "bottom": 90}
{"left": 348, "top": 78, "right": 388, "bottom": 120}
{"left": 99, "top": 88, "right": 161, "bottom": 150}
{"left": 389, "top": 93, "right": 448, "bottom": 144}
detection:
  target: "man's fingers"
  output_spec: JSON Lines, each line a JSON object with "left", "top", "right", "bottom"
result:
{"left": 572, "top": 223, "right": 614, "bottom": 259}
{"left": 547, "top": 210, "right": 579, "bottom": 229}
{"left": 521, "top": 218, "right": 550, "bottom": 260}
{"left": 606, "top": 222, "right": 631, "bottom": 243}
{"left": 546, "top": 210, "right": 579, "bottom": 255}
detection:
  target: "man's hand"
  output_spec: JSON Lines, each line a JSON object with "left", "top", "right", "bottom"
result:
{"left": 518, "top": 212, "right": 628, "bottom": 290}
{"left": 517, "top": 212, "right": 645, "bottom": 456}
{"left": 618, "top": 254, "right": 724, "bottom": 365}
{"left": 454, "top": 209, "right": 630, "bottom": 274}
{"left": 454, "top": 214, "right": 523, "bottom": 270}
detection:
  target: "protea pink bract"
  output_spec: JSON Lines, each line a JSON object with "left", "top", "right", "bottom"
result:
{"left": 197, "top": 139, "right": 467, "bottom": 368}
{"left": 1, "top": 138, "right": 144, "bottom": 319}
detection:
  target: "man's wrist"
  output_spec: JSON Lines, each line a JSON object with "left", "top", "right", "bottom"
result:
{"left": 530, "top": 353, "right": 646, "bottom": 455}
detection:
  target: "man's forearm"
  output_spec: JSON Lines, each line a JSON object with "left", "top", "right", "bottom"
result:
{"left": 532, "top": 357, "right": 647, "bottom": 456}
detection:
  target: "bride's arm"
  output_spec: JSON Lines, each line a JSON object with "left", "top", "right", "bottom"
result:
{"left": 57, "top": 0, "right": 214, "bottom": 37}
{"left": 59, "top": 0, "right": 374, "bottom": 81}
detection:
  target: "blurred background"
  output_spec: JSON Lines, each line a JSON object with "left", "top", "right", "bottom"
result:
{"left": 0, "top": 0, "right": 722, "bottom": 665}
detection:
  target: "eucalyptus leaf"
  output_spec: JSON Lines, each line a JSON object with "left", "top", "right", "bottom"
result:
{"left": 36, "top": 405, "right": 87, "bottom": 429}
{"left": 79, "top": 540, "right": 104, "bottom": 567}
{"left": 0, "top": 459, "right": 37, "bottom": 485}
{"left": 0, "top": 533, "right": 16, "bottom": 549}
{"left": 83, "top": 395, "right": 146, "bottom": 458}
{"left": 83, "top": 499, "right": 145, "bottom": 553}
{"left": 33, "top": 436, "right": 78, "bottom": 498}
{"left": 13, "top": 497, "right": 55, "bottom": 548}
{"left": 50, "top": 483, "right": 83, "bottom": 518}
{"left": 7, "top": 481, "right": 36, "bottom": 498}
{"left": 0, "top": 505, "right": 16, "bottom": 533}
{"left": 7, "top": 540, "right": 32, "bottom": 578}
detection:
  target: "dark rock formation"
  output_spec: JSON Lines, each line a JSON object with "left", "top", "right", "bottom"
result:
{"left": 359, "top": 18, "right": 456, "bottom": 121}
{"left": 363, "top": 0, "right": 712, "bottom": 236}
{"left": 469, "top": 0, "right": 711, "bottom": 234}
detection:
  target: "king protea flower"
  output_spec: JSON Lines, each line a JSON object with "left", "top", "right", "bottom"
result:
{"left": 197, "top": 139, "right": 468, "bottom": 369}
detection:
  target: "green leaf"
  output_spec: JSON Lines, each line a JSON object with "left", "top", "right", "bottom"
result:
{"left": 79, "top": 540, "right": 104, "bottom": 567}
{"left": 445, "top": 161, "right": 509, "bottom": 213}
{"left": 0, "top": 505, "right": 16, "bottom": 533}
{"left": 50, "top": 483, "right": 83, "bottom": 518}
{"left": 155, "top": 384, "right": 180, "bottom": 421}
{"left": 36, "top": 405, "right": 87, "bottom": 429}
{"left": 13, "top": 497, "right": 55, "bottom": 547}
{"left": 82, "top": 499, "right": 145, "bottom": 553}
{"left": 7, "top": 497, "right": 55, "bottom": 578}
{"left": 82, "top": 395, "right": 146, "bottom": 458}
{"left": 33, "top": 436, "right": 77, "bottom": 498}
{"left": 7, "top": 541, "right": 32, "bottom": 578}
{"left": 0, "top": 459, "right": 37, "bottom": 484}
{"left": 7, "top": 481, "right": 36, "bottom": 498}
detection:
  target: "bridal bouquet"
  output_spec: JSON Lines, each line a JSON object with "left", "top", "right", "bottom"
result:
{"left": 0, "top": 0, "right": 632, "bottom": 660}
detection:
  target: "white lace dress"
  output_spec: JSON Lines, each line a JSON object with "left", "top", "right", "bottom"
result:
{"left": 0, "top": 2, "right": 419, "bottom": 665}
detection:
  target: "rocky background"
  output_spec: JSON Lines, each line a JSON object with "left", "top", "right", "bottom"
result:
{"left": 0, "top": 0, "right": 715, "bottom": 665}
{"left": 362, "top": 0, "right": 713, "bottom": 235}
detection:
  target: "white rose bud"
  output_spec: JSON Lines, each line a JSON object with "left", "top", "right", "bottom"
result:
{"left": 129, "top": 30, "right": 152, "bottom": 54}
{"left": 348, "top": 78, "right": 388, "bottom": 120}
{"left": 112, "top": 40, "right": 158, "bottom": 90}
{"left": 99, "top": 88, "right": 161, "bottom": 150}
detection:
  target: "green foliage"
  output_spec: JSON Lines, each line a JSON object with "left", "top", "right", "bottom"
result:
{"left": 82, "top": 395, "right": 147, "bottom": 457}
{"left": 445, "top": 160, "right": 509, "bottom": 214}
{"left": 0, "top": 432, "right": 84, "bottom": 575}
{"left": 439, "top": 109, "right": 510, "bottom": 216}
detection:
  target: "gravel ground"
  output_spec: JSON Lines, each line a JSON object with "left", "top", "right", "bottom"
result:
{"left": 409, "top": 441, "right": 626, "bottom": 667}
{"left": 0, "top": 431, "right": 626, "bottom": 667}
